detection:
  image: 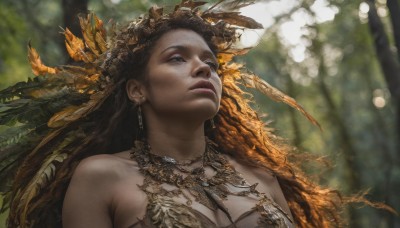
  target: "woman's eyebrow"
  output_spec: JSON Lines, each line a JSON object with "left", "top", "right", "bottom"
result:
{"left": 160, "top": 45, "right": 217, "bottom": 61}
{"left": 160, "top": 45, "right": 187, "bottom": 54}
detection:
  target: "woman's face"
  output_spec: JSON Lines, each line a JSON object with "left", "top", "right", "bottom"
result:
{"left": 141, "top": 29, "right": 222, "bottom": 121}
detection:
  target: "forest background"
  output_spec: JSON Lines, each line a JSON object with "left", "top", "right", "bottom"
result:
{"left": 0, "top": 0, "right": 399, "bottom": 227}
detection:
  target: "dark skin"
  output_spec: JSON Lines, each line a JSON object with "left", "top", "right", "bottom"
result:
{"left": 62, "top": 29, "right": 294, "bottom": 227}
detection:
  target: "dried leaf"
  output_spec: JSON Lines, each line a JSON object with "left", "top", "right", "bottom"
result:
{"left": 94, "top": 15, "right": 107, "bottom": 41}
{"left": 79, "top": 15, "right": 99, "bottom": 56}
{"left": 64, "top": 28, "right": 87, "bottom": 62}
{"left": 27, "top": 87, "right": 64, "bottom": 99}
{"left": 149, "top": 6, "right": 163, "bottom": 21}
{"left": 94, "top": 15, "right": 108, "bottom": 53}
{"left": 95, "top": 32, "right": 107, "bottom": 53}
{"left": 62, "top": 65, "right": 98, "bottom": 76}
{"left": 48, "top": 106, "right": 80, "bottom": 128}
{"left": 28, "top": 44, "right": 58, "bottom": 76}
{"left": 218, "top": 0, "right": 257, "bottom": 11}
{"left": 79, "top": 14, "right": 108, "bottom": 57}
{"left": 203, "top": 11, "right": 263, "bottom": 29}
{"left": 217, "top": 48, "right": 250, "bottom": 64}
{"left": 46, "top": 86, "right": 113, "bottom": 129}
{"left": 177, "top": 0, "right": 207, "bottom": 10}
{"left": 148, "top": 195, "right": 202, "bottom": 228}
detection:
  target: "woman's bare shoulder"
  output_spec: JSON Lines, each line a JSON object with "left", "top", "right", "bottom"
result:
{"left": 63, "top": 152, "right": 144, "bottom": 228}
{"left": 71, "top": 151, "right": 140, "bottom": 184}
{"left": 224, "top": 155, "right": 276, "bottom": 182}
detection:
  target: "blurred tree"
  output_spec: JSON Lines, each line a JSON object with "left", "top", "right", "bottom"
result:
{"left": 367, "top": 0, "right": 400, "bottom": 146}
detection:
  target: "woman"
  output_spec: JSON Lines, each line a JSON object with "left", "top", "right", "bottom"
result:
{"left": 63, "top": 28, "right": 295, "bottom": 228}
{"left": 2, "top": 1, "right": 342, "bottom": 227}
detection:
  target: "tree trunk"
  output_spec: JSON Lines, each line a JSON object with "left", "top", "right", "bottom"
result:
{"left": 387, "top": 0, "right": 400, "bottom": 61}
{"left": 366, "top": 2, "right": 400, "bottom": 226}
{"left": 365, "top": 71, "right": 397, "bottom": 227}
{"left": 308, "top": 35, "right": 362, "bottom": 226}
{"left": 367, "top": 0, "right": 400, "bottom": 99}
{"left": 367, "top": 0, "right": 400, "bottom": 154}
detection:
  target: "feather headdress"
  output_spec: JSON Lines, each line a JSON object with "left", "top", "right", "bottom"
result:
{"left": 0, "top": 0, "right": 319, "bottom": 226}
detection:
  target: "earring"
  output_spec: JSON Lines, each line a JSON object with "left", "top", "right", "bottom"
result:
{"left": 138, "top": 105, "right": 144, "bottom": 131}
{"left": 210, "top": 118, "right": 216, "bottom": 129}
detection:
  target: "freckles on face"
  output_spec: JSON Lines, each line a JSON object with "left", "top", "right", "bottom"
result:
{"left": 142, "top": 29, "right": 222, "bottom": 119}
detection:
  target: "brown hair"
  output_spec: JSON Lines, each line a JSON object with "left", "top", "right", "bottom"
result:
{"left": 6, "top": 3, "right": 342, "bottom": 228}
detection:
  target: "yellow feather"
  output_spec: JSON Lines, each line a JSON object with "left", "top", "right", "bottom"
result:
{"left": 64, "top": 28, "right": 89, "bottom": 62}
{"left": 27, "top": 44, "right": 58, "bottom": 76}
{"left": 78, "top": 14, "right": 107, "bottom": 57}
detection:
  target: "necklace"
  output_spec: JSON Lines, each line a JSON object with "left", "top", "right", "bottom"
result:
{"left": 130, "top": 139, "right": 260, "bottom": 217}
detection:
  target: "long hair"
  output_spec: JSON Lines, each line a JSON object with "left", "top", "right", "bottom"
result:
{"left": 5, "top": 2, "right": 342, "bottom": 227}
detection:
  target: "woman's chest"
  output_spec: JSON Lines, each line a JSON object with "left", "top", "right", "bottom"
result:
{"left": 111, "top": 180, "right": 291, "bottom": 228}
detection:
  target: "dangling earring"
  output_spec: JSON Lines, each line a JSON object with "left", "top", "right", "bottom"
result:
{"left": 210, "top": 118, "right": 216, "bottom": 129}
{"left": 138, "top": 105, "right": 144, "bottom": 131}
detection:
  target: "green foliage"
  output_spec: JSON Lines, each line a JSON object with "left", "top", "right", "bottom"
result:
{"left": 0, "top": 5, "right": 30, "bottom": 89}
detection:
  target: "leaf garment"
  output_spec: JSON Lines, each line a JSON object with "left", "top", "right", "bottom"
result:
{"left": 130, "top": 139, "right": 293, "bottom": 228}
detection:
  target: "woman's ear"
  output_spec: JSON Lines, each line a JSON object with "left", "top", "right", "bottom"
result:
{"left": 126, "top": 79, "right": 146, "bottom": 104}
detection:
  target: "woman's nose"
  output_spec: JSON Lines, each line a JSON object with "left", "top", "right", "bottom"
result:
{"left": 192, "top": 59, "right": 211, "bottom": 78}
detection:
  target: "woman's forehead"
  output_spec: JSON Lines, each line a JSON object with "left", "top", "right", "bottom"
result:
{"left": 153, "top": 29, "right": 212, "bottom": 54}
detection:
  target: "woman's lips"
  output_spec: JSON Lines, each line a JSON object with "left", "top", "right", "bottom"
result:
{"left": 189, "top": 80, "right": 216, "bottom": 94}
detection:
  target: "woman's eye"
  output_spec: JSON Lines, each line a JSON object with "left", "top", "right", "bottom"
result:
{"left": 205, "top": 60, "right": 218, "bottom": 70}
{"left": 169, "top": 56, "right": 185, "bottom": 62}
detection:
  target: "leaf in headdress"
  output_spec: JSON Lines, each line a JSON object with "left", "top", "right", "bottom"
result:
{"left": 218, "top": 48, "right": 250, "bottom": 64}
{"left": 72, "top": 74, "right": 100, "bottom": 91}
{"left": 241, "top": 72, "right": 321, "bottom": 129}
{"left": 177, "top": 0, "right": 207, "bottom": 10}
{"left": 47, "top": 86, "right": 112, "bottom": 129}
{"left": 218, "top": 53, "right": 234, "bottom": 64}
{"left": 94, "top": 15, "right": 107, "bottom": 40}
{"left": 0, "top": 105, "right": 25, "bottom": 126}
{"left": 47, "top": 105, "right": 80, "bottom": 128}
{"left": 202, "top": 11, "right": 263, "bottom": 29}
{"left": 0, "top": 77, "right": 42, "bottom": 102}
{"left": 79, "top": 14, "right": 107, "bottom": 57}
{"left": 62, "top": 65, "right": 98, "bottom": 77}
{"left": 149, "top": 6, "right": 163, "bottom": 21}
{"left": 217, "top": 0, "right": 257, "bottom": 11}
{"left": 93, "top": 15, "right": 108, "bottom": 53}
{"left": 79, "top": 15, "right": 100, "bottom": 56}
{"left": 0, "top": 125, "right": 35, "bottom": 149}
{"left": 27, "top": 87, "right": 66, "bottom": 99}
{"left": 28, "top": 44, "right": 58, "bottom": 76}
{"left": 95, "top": 32, "right": 107, "bottom": 53}
{"left": 64, "top": 28, "right": 90, "bottom": 62}
{"left": 59, "top": 66, "right": 100, "bottom": 91}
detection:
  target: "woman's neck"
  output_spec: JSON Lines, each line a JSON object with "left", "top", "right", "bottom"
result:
{"left": 144, "top": 119, "right": 207, "bottom": 161}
